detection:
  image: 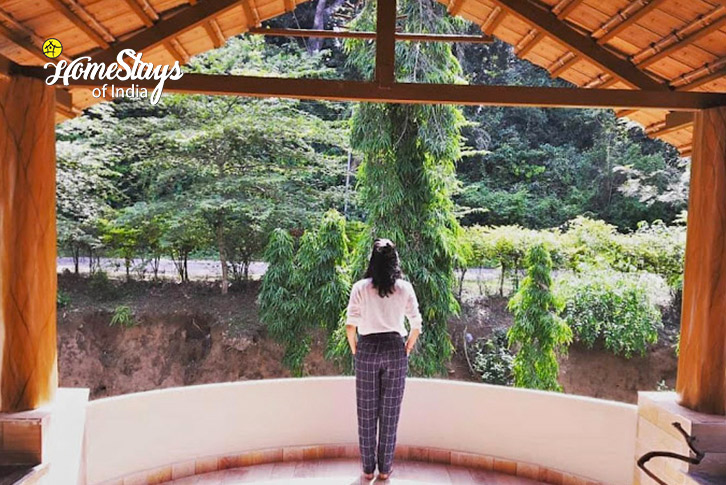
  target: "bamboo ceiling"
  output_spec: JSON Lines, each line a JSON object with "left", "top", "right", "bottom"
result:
{"left": 0, "top": 0, "right": 724, "bottom": 155}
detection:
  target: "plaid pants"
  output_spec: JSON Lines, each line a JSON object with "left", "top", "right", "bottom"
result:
{"left": 355, "top": 332, "right": 408, "bottom": 475}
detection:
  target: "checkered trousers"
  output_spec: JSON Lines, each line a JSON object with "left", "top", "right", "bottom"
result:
{"left": 355, "top": 331, "right": 408, "bottom": 475}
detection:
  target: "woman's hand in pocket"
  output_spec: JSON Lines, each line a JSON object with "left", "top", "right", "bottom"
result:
{"left": 406, "top": 328, "right": 421, "bottom": 355}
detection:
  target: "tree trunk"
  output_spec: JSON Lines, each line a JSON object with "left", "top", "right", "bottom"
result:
{"left": 309, "top": 0, "right": 328, "bottom": 53}
{"left": 216, "top": 221, "right": 229, "bottom": 294}
{"left": 73, "top": 247, "right": 79, "bottom": 274}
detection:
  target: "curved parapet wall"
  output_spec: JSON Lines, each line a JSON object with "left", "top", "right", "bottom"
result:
{"left": 83, "top": 377, "right": 637, "bottom": 485}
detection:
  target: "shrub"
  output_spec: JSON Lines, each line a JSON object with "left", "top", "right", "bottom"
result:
{"left": 57, "top": 291, "right": 71, "bottom": 308}
{"left": 556, "top": 270, "right": 667, "bottom": 358}
{"left": 471, "top": 330, "right": 514, "bottom": 386}
{"left": 110, "top": 305, "right": 137, "bottom": 328}
{"left": 507, "top": 244, "right": 572, "bottom": 391}
{"left": 88, "top": 271, "right": 118, "bottom": 300}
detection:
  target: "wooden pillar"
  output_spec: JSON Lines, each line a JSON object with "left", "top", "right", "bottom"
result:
{"left": 676, "top": 106, "right": 726, "bottom": 415}
{"left": 0, "top": 75, "right": 58, "bottom": 412}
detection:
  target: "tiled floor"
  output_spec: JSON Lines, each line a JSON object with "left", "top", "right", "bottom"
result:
{"left": 167, "top": 458, "right": 547, "bottom": 484}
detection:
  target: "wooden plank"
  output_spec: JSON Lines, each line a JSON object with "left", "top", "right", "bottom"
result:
{"left": 646, "top": 111, "right": 694, "bottom": 136}
{"left": 0, "top": 22, "right": 55, "bottom": 63}
{"left": 87, "top": 0, "right": 242, "bottom": 66}
{"left": 676, "top": 105, "right": 726, "bottom": 415}
{"left": 14, "top": 68, "right": 726, "bottom": 110}
{"left": 482, "top": 7, "right": 506, "bottom": 36}
{"left": 45, "top": 0, "right": 110, "bottom": 48}
{"left": 376, "top": 0, "right": 396, "bottom": 87}
{"left": 595, "top": 0, "right": 669, "bottom": 45}
{"left": 165, "top": 38, "right": 189, "bottom": 64}
{"left": 637, "top": 9, "right": 726, "bottom": 69}
{"left": 204, "top": 19, "right": 225, "bottom": 48}
{"left": 492, "top": 0, "right": 666, "bottom": 90}
{"left": 284, "top": 0, "right": 296, "bottom": 12}
{"left": 678, "top": 67, "right": 726, "bottom": 91}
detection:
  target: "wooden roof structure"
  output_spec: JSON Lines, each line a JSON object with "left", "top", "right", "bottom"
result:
{"left": 0, "top": 0, "right": 725, "bottom": 154}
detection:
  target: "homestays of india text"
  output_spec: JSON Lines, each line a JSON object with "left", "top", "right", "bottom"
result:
{"left": 44, "top": 48, "right": 183, "bottom": 105}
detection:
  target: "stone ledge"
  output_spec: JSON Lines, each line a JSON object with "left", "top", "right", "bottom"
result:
{"left": 636, "top": 392, "right": 726, "bottom": 485}
{"left": 96, "top": 444, "right": 603, "bottom": 485}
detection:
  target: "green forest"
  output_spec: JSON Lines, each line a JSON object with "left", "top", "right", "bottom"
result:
{"left": 57, "top": 0, "right": 687, "bottom": 390}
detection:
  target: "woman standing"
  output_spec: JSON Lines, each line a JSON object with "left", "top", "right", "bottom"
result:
{"left": 345, "top": 238, "right": 422, "bottom": 481}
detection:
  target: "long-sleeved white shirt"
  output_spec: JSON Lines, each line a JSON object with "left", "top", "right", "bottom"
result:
{"left": 345, "top": 278, "right": 423, "bottom": 336}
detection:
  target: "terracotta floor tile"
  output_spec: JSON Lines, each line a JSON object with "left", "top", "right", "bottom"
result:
{"left": 164, "top": 458, "right": 549, "bottom": 484}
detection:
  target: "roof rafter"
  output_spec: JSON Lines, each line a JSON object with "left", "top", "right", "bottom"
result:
{"left": 124, "top": 0, "right": 158, "bottom": 27}
{"left": 549, "top": 52, "right": 580, "bottom": 78}
{"left": 87, "top": 0, "right": 242, "bottom": 66}
{"left": 242, "top": 0, "right": 261, "bottom": 28}
{"left": 491, "top": 0, "right": 666, "bottom": 90}
{"left": 0, "top": 15, "right": 70, "bottom": 63}
{"left": 482, "top": 7, "right": 506, "bottom": 35}
{"left": 516, "top": 30, "right": 545, "bottom": 57}
{"left": 635, "top": 6, "right": 726, "bottom": 69}
{"left": 554, "top": 0, "right": 586, "bottom": 20}
{"left": 46, "top": 0, "right": 113, "bottom": 49}
{"left": 204, "top": 19, "right": 225, "bottom": 48}
{"left": 672, "top": 56, "right": 726, "bottom": 91}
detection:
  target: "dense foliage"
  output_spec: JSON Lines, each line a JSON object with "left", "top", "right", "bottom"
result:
{"left": 260, "top": 211, "right": 350, "bottom": 374}
{"left": 507, "top": 245, "right": 572, "bottom": 391}
{"left": 471, "top": 330, "right": 514, "bottom": 386}
{"left": 556, "top": 270, "right": 666, "bottom": 358}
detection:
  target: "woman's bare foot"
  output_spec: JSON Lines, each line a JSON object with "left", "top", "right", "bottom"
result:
{"left": 378, "top": 470, "right": 392, "bottom": 480}
{"left": 362, "top": 472, "right": 375, "bottom": 480}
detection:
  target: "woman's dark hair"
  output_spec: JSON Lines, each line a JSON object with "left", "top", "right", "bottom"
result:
{"left": 364, "top": 238, "right": 402, "bottom": 298}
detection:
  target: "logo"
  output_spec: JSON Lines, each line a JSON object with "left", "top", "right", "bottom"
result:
{"left": 42, "top": 38, "right": 62, "bottom": 59}
{"left": 44, "top": 48, "right": 183, "bottom": 105}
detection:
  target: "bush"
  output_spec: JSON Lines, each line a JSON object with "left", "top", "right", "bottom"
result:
{"left": 110, "top": 305, "right": 137, "bottom": 328}
{"left": 57, "top": 291, "right": 71, "bottom": 308}
{"left": 88, "top": 271, "right": 118, "bottom": 300}
{"left": 556, "top": 270, "right": 667, "bottom": 358}
{"left": 471, "top": 330, "right": 514, "bottom": 386}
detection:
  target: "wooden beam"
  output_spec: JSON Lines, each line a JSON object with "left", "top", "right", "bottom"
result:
{"left": 204, "top": 19, "right": 225, "bottom": 48}
{"left": 615, "top": 108, "right": 637, "bottom": 118}
{"left": 636, "top": 8, "right": 726, "bottom": 69}
{"left": 165, "top": 38, "right": 189, "bottom": 64}
{"left": 247, "top": 27, "right": 493, "bottom": 43}
{"left": 0, "top": 9, "right": 71, "bottom": 63}
{"left": 482, "top": 7, "right": 506, "bottom": 36}
{"left": 550, "top": 53, "right": 580, "bottom": 78}
{"left": 595, "top": 0, "right": 669, "bottom": 45}
{"left": 517, "top": 30, "right": 545, "bottom": 57}
{"left": 0, "top": 53, "right": 11, "bottom": 76}
{"left": 86, "top": 0, "right": 242, "bottom": 66}
{"left": 448, "top": 0, "right": 464, "bottom": 16}
{"left": 14, "top": 68, "right": 726, "bottom": 110}
{"left": 45, "top": 0, "right": 111, "bottom": 48}
{"left": 0, "top": 75, "right": 58, "bottom": 412}
{"left": 124, "top": 0, "right": 157, "bottom": 27}
{"left": 241, "top": 0, "right": 260, "bottom": 28}
{"left": 679, "top": 67, "right": 726, "bottom": 92}
{"left": 646, "top": 111, "right": 694, "bottom": 136}
{"left": 492, "top": 0, "right": 666, "bottom": 90}
{"left": 376, "top": 0, "right": 396, "bottom": 87}
{"left": 676, "top": 106, "right": 726, "bottom": 415}
{"left": 284, "top": 0, "right": 296, "bottom": 12}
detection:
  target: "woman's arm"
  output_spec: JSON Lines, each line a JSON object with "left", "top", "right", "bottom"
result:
{"left": 346, "top": 325, "right": 358, "bottom": 355}
{"left": 406, "top": 328, "right": 420, "bottom": 355}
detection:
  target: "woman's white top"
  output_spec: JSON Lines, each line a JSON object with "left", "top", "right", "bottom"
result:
{"left": 346, "top": 278, "right": 423, "bottom": 336}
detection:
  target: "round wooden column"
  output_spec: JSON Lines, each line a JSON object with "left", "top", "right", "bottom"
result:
{"left": 676, "top": 106, "right": 726, "bottom": 415}
{"left": 0, "top": 75, "right": 58, "bottom": 412}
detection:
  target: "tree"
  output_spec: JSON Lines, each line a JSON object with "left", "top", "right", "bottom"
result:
{"left": 258, "top": 229, "right": 301, "bottom": 370}
{"left": 507, "top": 244, "right": 572, "bottom": 391}
{"left": 338, "top": 0, "right": 465, "bottom": 376}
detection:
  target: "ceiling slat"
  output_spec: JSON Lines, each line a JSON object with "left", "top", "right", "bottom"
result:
{"left": 491, "top": 0, "right": 666, "bottom": 90}
{"left": 594, "top": 0, "right": 669, "bottom": 45}
{"left": 46, "top": 0, "right": 112, "bottom": 48}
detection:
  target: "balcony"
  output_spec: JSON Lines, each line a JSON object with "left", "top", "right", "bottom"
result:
{"left": 76, "top": 377, "right": 635, "bottom": 485}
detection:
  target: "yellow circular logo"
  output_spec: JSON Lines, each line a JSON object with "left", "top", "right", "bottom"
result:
{"left": 42, "top": 38, "right": 62, "bottom": 59}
